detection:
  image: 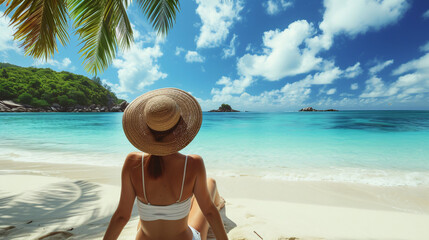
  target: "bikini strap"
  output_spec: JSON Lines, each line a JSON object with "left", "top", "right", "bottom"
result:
{"left": 177, "top": 155, "right": 188, "bottom": 202}
{"left": 142, "top": 154, "right": 150, "bottom": 205}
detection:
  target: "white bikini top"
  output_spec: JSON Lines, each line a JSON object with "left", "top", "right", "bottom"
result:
{"left": 137, "top": 155, "right": 192, "bottom": 221}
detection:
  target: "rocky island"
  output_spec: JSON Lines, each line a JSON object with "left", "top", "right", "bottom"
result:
{"left": 209, "top": 104, "right": 239, "bottom": 112}
{"left": 0, "top": 63, "right": 128, "bottom": 112}
{"left": 299, "top": 107, "right": 338, "bottom": 112}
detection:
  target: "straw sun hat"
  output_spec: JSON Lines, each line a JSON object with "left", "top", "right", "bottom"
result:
{"left": 122, "top": 88, "right": 202, "bottom": 156}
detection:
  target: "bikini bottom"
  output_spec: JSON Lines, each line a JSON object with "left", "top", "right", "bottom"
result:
{"left": 189, "top": 225, "right": 201, "bottom": 240}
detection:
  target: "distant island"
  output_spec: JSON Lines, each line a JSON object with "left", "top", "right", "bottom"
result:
{"left": 0, "top": 63, "right": 127, "bottom": 112}
{"left": 209, "top": 104, "right": 240, "bottom": 112}
{"left": 299, "top": 107, "right": 338, "bottom": 112}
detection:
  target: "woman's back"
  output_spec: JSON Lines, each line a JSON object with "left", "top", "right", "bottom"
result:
{"left": 128, "top": 152, "right": 198, "bottom": 240}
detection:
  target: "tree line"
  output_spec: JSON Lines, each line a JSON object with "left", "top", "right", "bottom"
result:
{"left": 0, "top": 63, "right": 122, "bottom": 108}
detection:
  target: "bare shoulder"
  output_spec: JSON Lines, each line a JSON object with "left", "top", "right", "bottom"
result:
{"left": 187, "top": 154, "right": 205, "bottom": 172}
{"left": 123, "top": 152, "right": 144, "bottom": 170}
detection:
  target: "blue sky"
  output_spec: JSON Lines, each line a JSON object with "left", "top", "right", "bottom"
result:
{"left": 1, "top": 0, "right": 429, "bottom": 111}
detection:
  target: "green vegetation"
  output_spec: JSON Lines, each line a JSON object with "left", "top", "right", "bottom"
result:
{"left": 0, "top": 63, "right": 122, "bottom": 107}
{"left": 219, "top": 104, "right": 232, "bottom": 111}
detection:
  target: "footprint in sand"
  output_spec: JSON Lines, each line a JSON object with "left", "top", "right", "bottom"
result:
{"left": 38, "top": 231, "right": 73, "bottom": 240}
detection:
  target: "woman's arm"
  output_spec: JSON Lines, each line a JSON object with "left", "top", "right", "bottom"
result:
{"left": 103, "top": 154, "right": 137, "bottom": 240}
{"left": 193, "top": 155, "right": 228, "bottom": 240}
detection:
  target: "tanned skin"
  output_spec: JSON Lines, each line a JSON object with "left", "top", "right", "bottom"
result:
{"left": 103, "top": 152, "right": 227, "bottom": 240}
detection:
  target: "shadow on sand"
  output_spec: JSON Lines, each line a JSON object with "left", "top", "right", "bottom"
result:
{"left": 0, "top": 180, "right": 124, "bottom": 239}
{"left": 0, "top": 179, "right": 237, "bottom": 240}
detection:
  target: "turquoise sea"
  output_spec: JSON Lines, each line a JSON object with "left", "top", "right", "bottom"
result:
{"left": 1, "top": 111, "right": 429, "bottom": 187}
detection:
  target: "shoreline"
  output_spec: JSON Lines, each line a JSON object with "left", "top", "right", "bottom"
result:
{"left": 0, "top": 100, "right": 129, "bottom": 113}
{"left": 1, "top": 159, "right": 429, "bottom": 239}
{"left": 2, "top": 148, "right": 429, "bottom": 187}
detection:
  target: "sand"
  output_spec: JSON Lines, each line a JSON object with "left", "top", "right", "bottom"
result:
{"left": 1, "top": 160, "right": 429, "bottom": 240}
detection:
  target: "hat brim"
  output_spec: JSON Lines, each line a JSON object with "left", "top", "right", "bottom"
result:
{"left": 122, "top": 88, "right": 202, "bottom": 156}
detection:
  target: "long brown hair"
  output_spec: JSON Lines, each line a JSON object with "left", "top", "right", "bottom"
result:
{"left": 146, "top": 155, "right": 164, "bottom": 179}
{"left": 145, "top": 119, "right": 181, "bottom": 179}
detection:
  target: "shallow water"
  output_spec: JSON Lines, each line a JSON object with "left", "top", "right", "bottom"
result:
{"left": 1, "top": 111, "right": 429, "bottom": 186}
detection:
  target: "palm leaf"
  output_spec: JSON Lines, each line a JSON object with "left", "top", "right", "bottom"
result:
{"left": 68, "top": 0, "right": 133, "bottom": 75}
{"left": 1, "top": 0, "right": 180, "bottom": 75}
{"left": 107, "top": 0, "right": 133, "bottom": 49}
{"left": 135, "top": 0, "right": 180, "bottom": 36}
{"left": 1, "top": 0, "right": 69, "bottom": 60}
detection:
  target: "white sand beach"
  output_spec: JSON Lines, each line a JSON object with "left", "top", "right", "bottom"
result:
{"left": 1, "top": 160, "right": 429, "bottom": 240}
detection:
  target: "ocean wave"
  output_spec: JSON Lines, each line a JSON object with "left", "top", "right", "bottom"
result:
{"left": 2, "top": 148, "right": 429, "bottom": 187}
{"left": 210, "top": 167, "right": 429, "bottom": 187}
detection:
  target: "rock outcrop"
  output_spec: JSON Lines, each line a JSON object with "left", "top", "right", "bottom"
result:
{"left": 0, "top": 100, "right": 129, "bottom": 113}
{"left": 299, "top": 107, "right": 338, "bottom": 112}
{"left": 209, "top": 104, "right": 239, "bottom": 112}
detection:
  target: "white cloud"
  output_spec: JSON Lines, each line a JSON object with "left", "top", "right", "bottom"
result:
{"left": 130, "top": 23, "right": 141, "bottom": 40}
{"left": 423, "top": 9, "right": 429, "bottom": 19}
{"left": 237, "top": 17, "right": 362, "bottom": 84}
{"left": 360, "top": 76, "right": 390, "bottom": 98}
{"left": 175, "top": 47, "right": 185, "bottom": 56}
{"left": 420, "top": 41, "right": 429, "bottom": 52}
{"left": 362, "top": 53, "right": 429, "bottom": 99}
{"left": 222, "top": 34, "right": 238, "bottom": 59}
{"left": 312, "top": 66, "right": 342, "bottom": 84}
{"left": 129, "top": 23, "right": 165, "bottom": 44}
{"left": 204, "top": 58, "right": 429, "bottom": 111}
{"left": 195, "top": 0, "right": 243, "bottom": 48}
{"left": 212, "top": 61, "right": 359, "bottom": 107}
{"left": 392, "top": 53, "right": 429, "bottom": 76}
{"left": 305, "top": 0, "right": 408, "bottom": 56}
{"left": 185, "top": 51, "right": 205, "bottom": 63}
{"left": 320, "top": 0, "right": 409, "bottom": 38}
{"left": 211, "top": 76, "right": 253, "bottom": 96}
{"left": 326, "top": 88, "right": 336, "bottom": 95}
{"left": 344, "top": 62, "right": 362, "bottom": 78}
{"left": 210, "top": 0, "right": 409, "bottom": 100}
{"left": 112, "top": 41, "right": 167, "bottom": 94}
{"left": 209, "top": 76, "right": 312, "bottom": 110}
{"left": 62, "top": 58, "right": 72, "bottom": 67}
{"left": 245, "top": 43, "right": 253, "bottom": 52}
{"left": 264, "top": 0, "right": 293, "bottom": 15}
{"left": 238, "top": 20, "right": 322, "bottom": 81}
{"left": 369, "top": 59, "right": 394, "bottom": 75}
{"left": 33, "top": 57, "right": 72, "bottom": 69}
{"left": 101, "top": 79, "right": 129, "bottom": 100}
{"left": 201, "top": 0, "right": 413, "bottom": 110}
{"left": 0, "top": 12, "right": 19, "bottom": 53}
{"left": 207, "top": 75, "right": 315, "bottom": 111}
{"left": 305, "top": 33, "right": 333, "bottom": 54}
{"left": 278, "top": 77, "right": 312, "bottom": 104}
{"left": 308, "top": 0, "right": 409, "bottom": 53}
{"left": 211, "top": 64, "right": 349, "bottom": 107}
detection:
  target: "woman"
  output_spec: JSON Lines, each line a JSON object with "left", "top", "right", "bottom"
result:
{"left": 103, "top": 88, "right": 228, "bottom": 240}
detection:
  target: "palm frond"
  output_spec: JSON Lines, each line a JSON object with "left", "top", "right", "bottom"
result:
{"left": 135, "top": 0, "right": 180, "bottom": 36}
{"left": 1, "top": 0, "right": 69, "bottom": 60}
{"left": 107, "top": 0, "right": 133, "bottom": 49}
{"left": 68, "top": 0, "right": 133, "bottom": 75}
{"left": 1, "top": 0, "right": 180, "bottom": 75}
